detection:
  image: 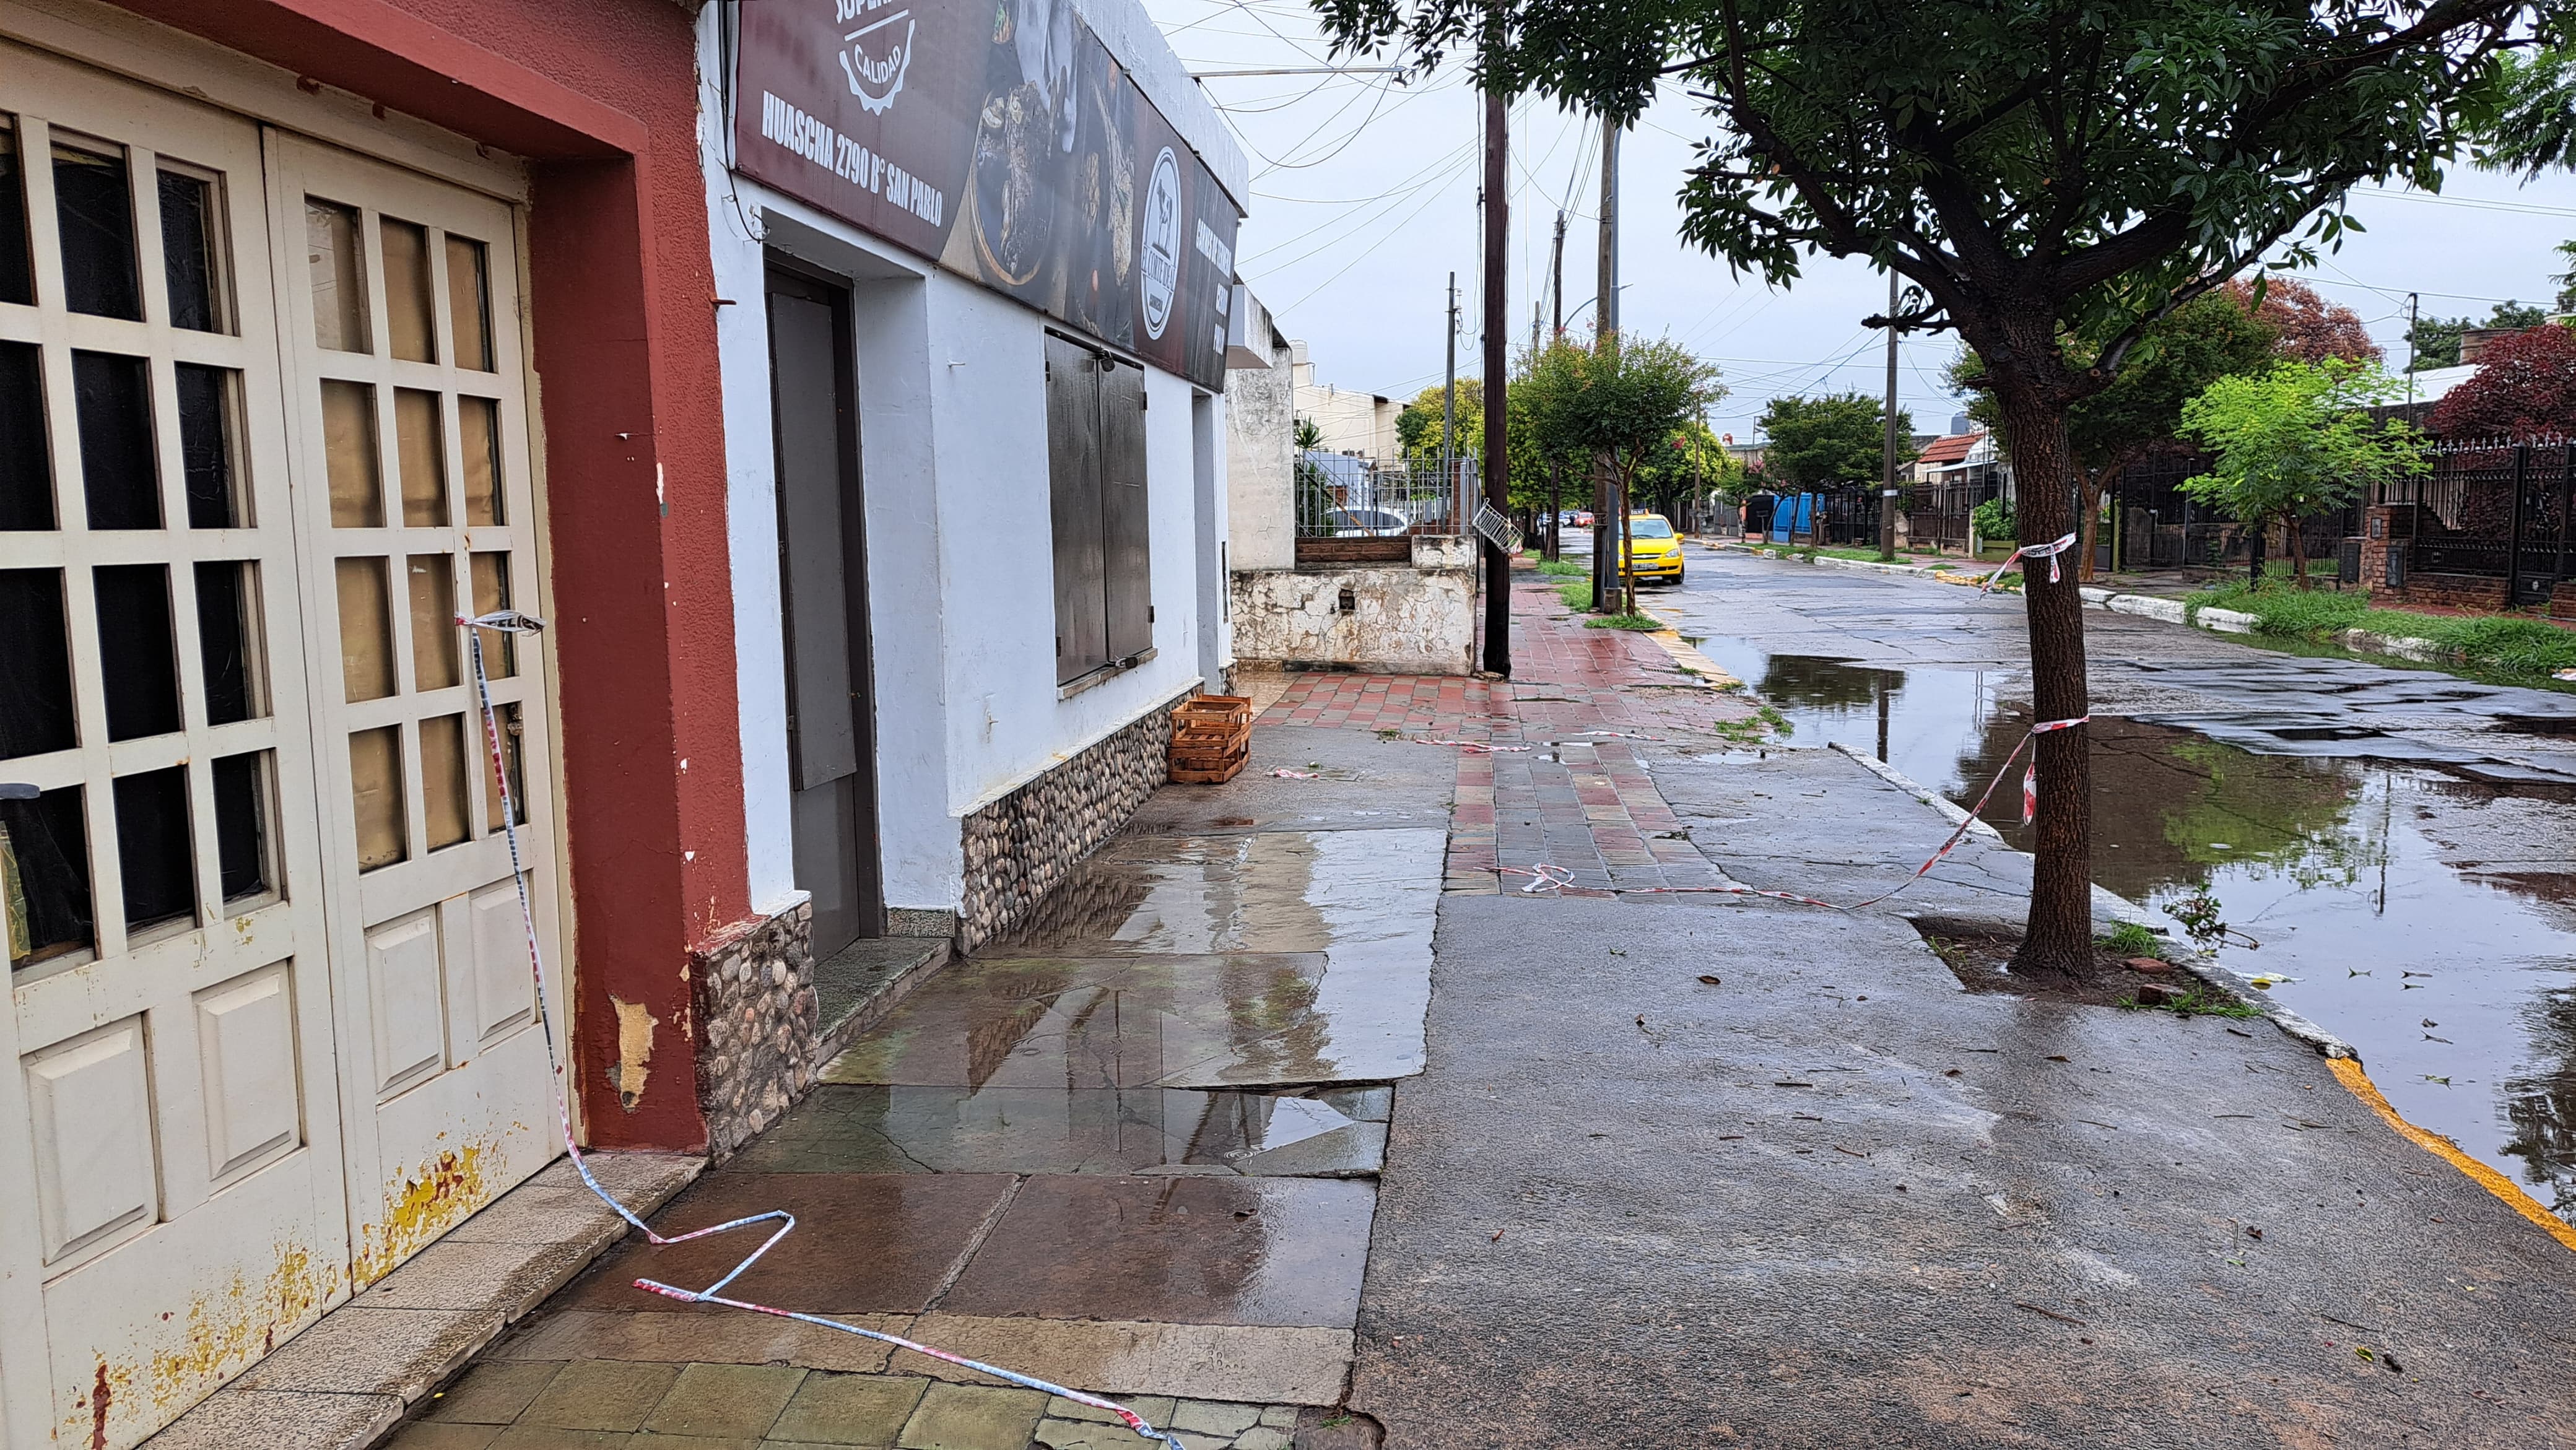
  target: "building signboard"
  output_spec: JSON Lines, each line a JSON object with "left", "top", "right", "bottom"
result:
{"left": 737, "top": 0, "right": 1242, "bottom": 390}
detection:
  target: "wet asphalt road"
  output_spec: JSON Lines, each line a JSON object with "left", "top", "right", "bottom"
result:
{"left": 1652, "top": 550, "right": 2576, "bottom": 1219}
{"left": 1347, "top": 550, "right": 2576, "bottom": 1447}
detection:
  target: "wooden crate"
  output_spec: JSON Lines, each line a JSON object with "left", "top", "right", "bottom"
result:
{"left": 1168, "top": 694, "right": 1253, "bottom": 784}
{"left": 1169, "top": 741, "right": 1248, "bottom": 784}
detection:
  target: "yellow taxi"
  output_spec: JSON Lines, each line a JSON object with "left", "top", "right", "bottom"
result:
{"left": 1620, "top": 513, "right": 1686, "bottom": 585}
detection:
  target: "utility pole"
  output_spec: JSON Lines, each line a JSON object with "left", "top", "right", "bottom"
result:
{"left": 2403, "top": 292, "right": 2421, "bottom": 410}
{"left": 1879, "top": 267, "right": 1901, "bottom": 562}
{"left": 1481, "top": 89, "right": 1511, "bottom": 675}
{"left": 1549, "top": 208, "right": 1567, "bottom": 337}
{"left": 1442, "top": 271, "right": 1458, "bottom": 476}
{"left": 1591, "top": 124, "right": 1620, "bottom": 613}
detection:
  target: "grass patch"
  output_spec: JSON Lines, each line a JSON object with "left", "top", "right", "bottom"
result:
{"left": 1536, "top": 558, "right": 1588, "bottom": 577}
{"left": 1585, "top": 612, "right": 1665, "bottom": 631}
{"left": 1556, "top": 578, "right": 1594, "bottom": 610}
{"left": 2186, "top": 575, "right": 2576, "bottom": 678}
{"left": 2095, "top": 921, "right": 2160, "bottom": 957}
{"left": 2118, "top": 984, "right": 2263, "bottom": 1020}
{"left": 1812, "top": 545, "right": 1902, "bottom": 563}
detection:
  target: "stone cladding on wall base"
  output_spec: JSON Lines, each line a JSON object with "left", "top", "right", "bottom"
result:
{"left": 959, "top": 691, "right": 1187, "bottom": 953}
{"left": 690, "top": 901, "right": 817, "bottom": 1158}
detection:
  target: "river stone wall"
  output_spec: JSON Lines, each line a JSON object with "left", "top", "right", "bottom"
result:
{"left": 690, "top": 901, "right": 817, "bottom": 1158}
{"left": 960, "top": 693, "right": 1184, "bottom": 952}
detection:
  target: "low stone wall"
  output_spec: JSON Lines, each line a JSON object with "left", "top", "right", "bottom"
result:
{"left": 2556, "top": 580, "right": 2576, "bottom": 620}
{"left": 959, "top": 695, "right": 1182, "bottom": 953}
{"left": 1230, "top": 536, "right": 1474, "bottom": 674}
{"left": 689, "top": 901, "right": 817, "bottom": 1158}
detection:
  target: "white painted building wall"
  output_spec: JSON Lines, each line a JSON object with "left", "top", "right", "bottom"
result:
{"left": 696, "top": 8, "right": 1242, "bottom": 923}
{"left": 1227, "top": 321, "right": 1296, "bottom": 571}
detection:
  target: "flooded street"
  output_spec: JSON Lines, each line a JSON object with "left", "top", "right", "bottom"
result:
{"left": 1671, "top": 554, "right": 2576, "bottom": 1220}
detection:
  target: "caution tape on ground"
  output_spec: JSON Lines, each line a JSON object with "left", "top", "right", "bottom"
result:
{"left": 459, "top": 613, "right": 1190, "bottom": 1450}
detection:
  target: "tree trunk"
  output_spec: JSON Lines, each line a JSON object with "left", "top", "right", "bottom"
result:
{"left": 1547, "top": 464, "right": 1562, "bottom": 560}
{"left": 1988, "top": 384, "right": 2096, "bottom": 981}
{"left": 1591, "top": 454, "right": 1611, "bottom": 612}
{"left": 2289, "top": 508, "right": 2308, "bottom": 589}
{"left": 2076, "top": 460, "right": 2125, "bottom": 584}
{"left": 2248, "top": 524, "right": 2265, "bottom": 587}
{"left": 1619, "top": 472, "right": 1637, "bottom": 615}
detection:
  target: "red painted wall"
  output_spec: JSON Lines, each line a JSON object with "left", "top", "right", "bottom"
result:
{"left": 113, "top": 0, "right": 751, "bottom": 1150}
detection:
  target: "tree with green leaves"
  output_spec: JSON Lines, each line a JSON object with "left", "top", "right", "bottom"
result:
{"left": 1312, "top": 0, "right": 2555, "bottom": 979}
{"left": 1758, "top": 393, "right": 1912, "bottom": 494}
{"left": 1395, "top": 379, "right": 1484, "bottom": 466}
{"left": 1516, "top": 330, "right": 1725, "bottom": 614}
{"left": 2178, "top": 359, "right": 2428, "bottom": 588}
{"left": 2556, "top": 240, "right": 2576, "bottom": 315}
{"left": 1955, "top": 291, "right": 2279, "bottom": 580}
{"left": 1294, "top": 415, "right": 1333, "bottom": 531}
{"left": 1632, "top": 419, "right": 1739, "bottom": 523}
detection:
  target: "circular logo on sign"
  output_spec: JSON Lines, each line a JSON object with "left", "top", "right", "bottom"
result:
{"left": 838, "top": 4, "right": 916, "bottom": 116}
{"left": 1140, "top": 147, "right": 1181, "bottom": 341}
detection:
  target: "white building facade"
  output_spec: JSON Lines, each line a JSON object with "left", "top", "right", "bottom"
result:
{"left": 695, "top": 0, "right": 1251, "bottom": 1027}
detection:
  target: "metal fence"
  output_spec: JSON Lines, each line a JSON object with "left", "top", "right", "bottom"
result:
{"left": 1295, "top": 452, "right": 1474, "bottom": 538}
{"left": 2381, "top": 437, "right": 2576, "bottom": 604}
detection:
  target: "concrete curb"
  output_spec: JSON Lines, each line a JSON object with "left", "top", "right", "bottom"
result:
{"left": 1730, "top": 545, "right": 2488, "bottom": 674}
{"left": 1821, "top": 744, "right": 2361, "bottom": 1062}
{"left": 1827, "top": 742, "right": 2002, "bottom": 842}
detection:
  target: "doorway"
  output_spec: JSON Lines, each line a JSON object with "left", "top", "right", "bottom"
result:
{"left": 765, "top": 263, "right": 883, "bottom": 957}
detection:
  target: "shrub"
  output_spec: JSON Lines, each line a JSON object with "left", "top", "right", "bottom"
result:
{"left": 1972, "top": 497, "right": 2016, "bottom": 540}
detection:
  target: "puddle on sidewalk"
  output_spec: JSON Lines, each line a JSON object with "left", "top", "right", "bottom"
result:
{"left": 733, "top": 1083, "right": 1388, "bottom": 1178}
{"left": 1700, "top": 636, "right": 2576, "bottom": 1222}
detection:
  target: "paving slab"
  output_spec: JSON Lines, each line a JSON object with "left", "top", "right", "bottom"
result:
{"left": 637, "top": 1362, "right": 806, "bottom": 1437}
{"left": 559, "top": 1173, "right": 1014, "bottom": 1314}
{"left": 939, "top": 1175, "right": 1373, "bottom": 1327}
{"left": 489, "top": 1311, "right": 906, "bottom": 1375}
{"left": 730, "top": 1085, "right": 1373, "bottom": 1177}
{"left": 892, "top": 1382, "right": 1046, "bottom": 1450}
{"left": 900, "top": 1316, "right": 1352, "bottom": 1405}
{"left": 768, "top": 1371, "right": 930, "bottom": 1444}
{"left": 1126, "top": 724, "right": 1457, "bottom": 837}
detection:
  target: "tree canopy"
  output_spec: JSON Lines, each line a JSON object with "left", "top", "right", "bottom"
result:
{"left": 2426, "top": 323, "right": 2576, "bottom": 437}
{"left": 1758, "top": 394, "right": 1911, "bottom": 490}
{"left": 1311, "top": 0, "right": 2562, "bottom": 976}
{"left": 2179, "top": 358, "right": 2427, "bottom": 582}
{"left": 1394, "top": 379, "right": 1483, "bottom": 464}
{"left": 1516, "top": 330, "right": 1725, "bottom": 610}
{"left": 2219, "top": 278, "right": 2380, "bottom": 365}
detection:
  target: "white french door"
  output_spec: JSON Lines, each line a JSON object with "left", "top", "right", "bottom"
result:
{"left": 262, "top": 132, "right": 564, "bottom": 1292}
{"left": 0, "top": 44, "right": 347, "bottom": 1450}
{"left": 0, "top": 51, "right": 565, "bottom": 1450}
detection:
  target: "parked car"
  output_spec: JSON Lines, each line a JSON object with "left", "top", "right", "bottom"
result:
{"left": 1620, "top": 513, "right": 1686, "bottom": 585}
{"left": 1573, "top": 510, "right": 1596, "bottom": 528}
{"left": 1326, "top": 506, "right": 1410, "bottom": 537}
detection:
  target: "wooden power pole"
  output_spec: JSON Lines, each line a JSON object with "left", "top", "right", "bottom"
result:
{"left": 1591, "top": 124, "right": 1619, "bottom": 614}
{"left": 1879, "top": 268, "right": 1900, "bottom": 562}
{"left": 1481, "top": 89, "right": 1511, "bottom": 675}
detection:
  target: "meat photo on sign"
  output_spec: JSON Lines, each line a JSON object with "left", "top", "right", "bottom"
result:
{"left": 1064, "top": 31, "right": 1138, "bottom": 345}
{"left": 970, "top": 0, "right": 1076, "bottom": 291}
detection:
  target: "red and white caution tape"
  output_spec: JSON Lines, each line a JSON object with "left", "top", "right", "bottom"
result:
{"left": 460, "top": 614, "right": 1189, "bottom": 1450}
{"left": 1500, "top": 715, "right": 2089, "bottom": 914}
{"left": 1978, "top": 532, "right": 2079, "bottom": 593}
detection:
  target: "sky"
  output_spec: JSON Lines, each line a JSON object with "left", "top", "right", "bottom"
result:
{"left": 1148, "top": 0, "right": 2576, "bottom": 443}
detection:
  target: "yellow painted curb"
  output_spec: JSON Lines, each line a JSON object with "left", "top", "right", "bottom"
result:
{"left": 2328, "top": 1056, "right": 2576, "bottom": 1254}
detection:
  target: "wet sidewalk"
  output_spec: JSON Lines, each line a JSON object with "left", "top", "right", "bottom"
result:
{"left": 381, "top": 701, "right": 1467, "bottom": 1448}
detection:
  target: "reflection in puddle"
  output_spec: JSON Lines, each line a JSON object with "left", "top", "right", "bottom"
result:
{"left": 1706, "top": 637, "right": 2576, "bottom": 1220}
{"left": 733, "top": 1083, "right": 1388, "bottom": 1178}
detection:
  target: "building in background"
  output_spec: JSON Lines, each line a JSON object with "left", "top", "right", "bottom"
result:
{"left": 1290, "top": 339, "right": 1402, "bottom": 459}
